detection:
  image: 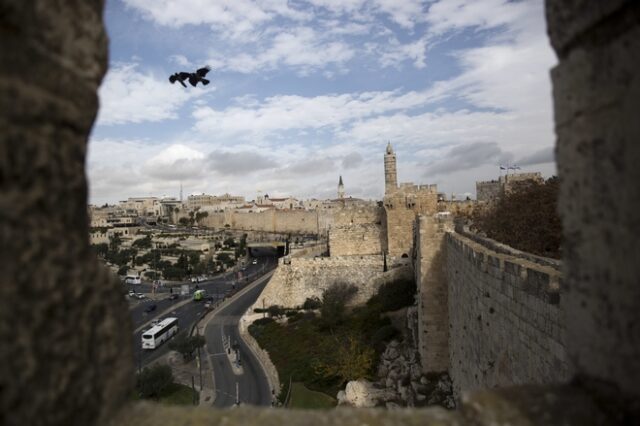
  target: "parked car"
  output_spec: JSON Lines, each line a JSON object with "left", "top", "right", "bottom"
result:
{"left": 252, "top": 259, "right": 258, "bottom": 265}
{"left": 144, "top": 304, "right": 157, "bottom": 313}
{"left": 128, "top": 290, "right": 135, "bottom": 297}
{"left": 151, "top": 318, "right": 160, "bottom": 326}
{"left": 135, "top": 293, "right": 146, "bottom": 300}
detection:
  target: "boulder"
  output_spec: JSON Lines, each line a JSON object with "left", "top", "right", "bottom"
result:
{"left": 344, "top": 380, "right": 396, "bottom": 408}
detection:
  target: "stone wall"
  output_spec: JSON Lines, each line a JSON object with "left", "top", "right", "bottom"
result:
{"left": 414, "top": 216, "right": 452, "bottom": 374}
{"left": 475, "top": 181, "right": 501, "bottom": 202}
{"left": 201, "top": 204, "right": 383, "bottom": 237}
{"left": 253, "top": 255, "right": 387, "bottom": 309}
{"left": 0, "top": 1, "right": 133, "bottom": 425}
{"left": 547, "top": 0, "right": 640, "bottom": 398}
{"left": 384, "top": 189, "right": 438, "bottom": 259}
{"left": 446, "top": 231, "right": 568, "bottom": 396}
{"left": 329, "top": 224, "right": 383, "bottom": 256}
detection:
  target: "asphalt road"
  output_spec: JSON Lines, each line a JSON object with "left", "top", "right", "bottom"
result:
{"left": 131, "top": 248, "right": 277, "bottom": 372}
{"left": 205, "top": 275, "right": 273, "bottom": 407}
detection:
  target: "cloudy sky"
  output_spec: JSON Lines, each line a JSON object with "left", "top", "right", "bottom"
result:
{"left": 88, "top": 0, "right": 557, "bottom": 205}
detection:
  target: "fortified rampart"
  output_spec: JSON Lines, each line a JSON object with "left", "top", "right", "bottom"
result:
{"left": 446, "top": 231, "right": 568, "bottom": 395}
{"left": 201, "top": 204, "right": 383, "bottom": 237}
{"left": 414, "top": 218, "right": 569, "bottom": 396}
{"left": 384, "top": 185, "right": 438, "bottom": 259}
{"left": 329, "top": 224, "right": 383, "bottom": 256}
{"left": 253, "top": 256, "right": 412, "bottom": 310}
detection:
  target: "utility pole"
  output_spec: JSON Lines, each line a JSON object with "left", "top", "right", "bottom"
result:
{"left": 235, "top": 382, "right": 240, "bottom": 406}
{"left": 192, "top": 375, "right": 197, "bottom": 405}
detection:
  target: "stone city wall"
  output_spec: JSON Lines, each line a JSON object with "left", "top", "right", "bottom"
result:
{"left": 446, "top": 231, "right": 569, "bottom": 397}
{"left": 201, "top": 205, "right": 383, "bottom": 236}
{"left": 414, "top": 216, "right": 452, "bottom": 375}
{"left": 329, "top": 224, "right": 383, "bottom": 256}
{"left": 253, "top": 255, "right": 387, "bottom": 309}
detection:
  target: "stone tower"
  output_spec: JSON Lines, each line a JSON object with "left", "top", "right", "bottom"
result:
{"left": 384, "top": 142, "right": 397, "bottom": 195}
{"left": 338, "top": 175, "right": 345, "bottom": 199}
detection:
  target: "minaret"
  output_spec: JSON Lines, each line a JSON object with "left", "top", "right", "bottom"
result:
{"left": 338, "top": 175, "right": 345, "bottom": 199}
{"left": 384, "top": 142, "right": 397, "bottom": 195}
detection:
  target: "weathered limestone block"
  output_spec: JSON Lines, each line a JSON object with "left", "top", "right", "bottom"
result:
{"left": 547, "top": 0, "right": 640, "bottom": 398}
{"left": 344, "top": 380, "right": 397, "bottom": 408}
{"left": 0, "top": 1, "right": 133, "bottom": 425}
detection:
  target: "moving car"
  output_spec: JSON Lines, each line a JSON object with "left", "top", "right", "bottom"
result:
{"left": 168, "top": 294, "right": 179, "bottom": 300}
{"left": 144, "top": 304, "right": 157, "bottom": 313}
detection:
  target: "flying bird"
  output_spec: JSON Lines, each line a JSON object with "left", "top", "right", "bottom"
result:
{"left": 169, "top": 66, "right": 211, "bottom": 87}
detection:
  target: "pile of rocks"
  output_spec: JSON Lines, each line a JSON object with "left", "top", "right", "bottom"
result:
{"left": 338, "top": 339, "right": 455, "bottom": 409}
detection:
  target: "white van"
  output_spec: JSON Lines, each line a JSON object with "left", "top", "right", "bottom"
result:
{"left": 124, "top": 275, "right": 141, "bottom": 285}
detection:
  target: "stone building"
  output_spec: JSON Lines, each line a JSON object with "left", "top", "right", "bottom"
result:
{"left": 476, "top": 172, "right": 544, "bottom": 202}
{"left": 383, "top": 142, "right": 439, "bottom": 259}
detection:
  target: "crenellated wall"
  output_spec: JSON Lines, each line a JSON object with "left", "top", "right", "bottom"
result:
{"left": 445, "top": 231, "right": 569, "bottom": 396}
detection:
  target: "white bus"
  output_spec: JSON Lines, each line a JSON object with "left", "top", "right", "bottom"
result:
{"left": 124, "top": 275, "right": 141, "bottom": 285}
{"left": 141, "top": 317, "right": 179, "bottom": 350}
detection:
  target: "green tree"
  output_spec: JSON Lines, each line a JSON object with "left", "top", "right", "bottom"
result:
{"left": 314, "top": 334, "right": 375, "bottom": 386}
{"left": 92, "top": 243, "right": 109, "bottom": 257}
{"left": 169, "top": 333, "right": 206, "bottom": 362}
{"left": 132, "top": 235, "right": 152, "bottom": 249}
{"left": 136, "top": 364, "right": 174, "bottom": 400}
{"left": 320, "top": 283, "right": 358, "bottom": 330}
{"left": 109, "top": 234, "right": 122, "bottom": 252}
{"left": 195, "top": 210, "right": 209, "bottom": 224}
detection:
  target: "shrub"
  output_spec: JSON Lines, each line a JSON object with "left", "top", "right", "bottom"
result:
{"left": 136, "top": 365, "right": 173, "bottom": 400}
{"left": 253, "top": 317, "right": 275, "bottom": 326}
{"left": 371, "top": 325, "right": 400, "bottom": 350}
{"left": 320, "top": 283, "right": 358, "bottom": 330}
{"left": 367, "top": 278, "right": 416, "bottom": 312}
{"left": 302, "top": 297, "right": 322, "bottom": 310}
{"left": 268, "top": 305, "right": 284, "bottom": 318}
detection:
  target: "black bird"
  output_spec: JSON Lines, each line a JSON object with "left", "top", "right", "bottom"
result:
{"left": 169, "top": 66, "right": 211, "bottom": 87}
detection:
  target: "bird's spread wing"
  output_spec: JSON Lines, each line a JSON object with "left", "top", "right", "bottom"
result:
{"left": 196, "top": 66, "right": 211, "bottom": 77}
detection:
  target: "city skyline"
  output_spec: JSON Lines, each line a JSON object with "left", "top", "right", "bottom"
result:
{"left": 89, "top": 0, "right": 557, "bottom": 205}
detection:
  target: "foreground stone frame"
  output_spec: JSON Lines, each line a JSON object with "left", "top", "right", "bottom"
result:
{"left": 1, "top": 1, "right": 638, "bottom": 425}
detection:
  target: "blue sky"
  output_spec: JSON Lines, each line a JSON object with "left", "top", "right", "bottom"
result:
{"left": 88, "top": 0, "right": 557, "bottom": 204}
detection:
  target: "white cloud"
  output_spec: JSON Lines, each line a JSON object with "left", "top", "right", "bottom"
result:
{"left": 379, "top": 36, "right": 428, "bottom": 69}
{"left": 90, "top": 0, "right": 557, "bottom": 204}
{"left": 425, "top": 0, "right": 529, "bottom": 35}
{"left": 192, "top": 88, "right": 437, "bottom": 137}
{"left": 169, "top": 54, "right": 192, "bottom": 67}
{"left": 216, "top": 27, "right": 354, "bottom": 74}
{"left": 96, "top": 62, "right": 211, "bottom": 125}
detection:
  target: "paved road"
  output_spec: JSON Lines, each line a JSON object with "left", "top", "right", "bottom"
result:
{"left": 205, "top": 275, "right": 273, "bottom": 407}
{"left": 131, "top": 249, "right": 277, "bottom": 372}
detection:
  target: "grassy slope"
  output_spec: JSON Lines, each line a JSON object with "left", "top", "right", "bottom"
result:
{"left": 289, "top": 382, "right": 336, "bottom": 409}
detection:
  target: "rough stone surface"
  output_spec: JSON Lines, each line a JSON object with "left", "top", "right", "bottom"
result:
{"left": 343, "top": 380, "right": 397, "bottom": 408}
{"left": 414, "top": 215, "right": 451, "bottom": 374}
{"left": 446, "top": 232, "right": 568, "bottom": 396}
{"left": 253, "top": 255, "right": 412, "bottom": 309}
{"left": 547, "top": 0, "right": 640, "bottom": 398}
{"left": 0, "top": 1, "right": 133, "bottom": 425}
{"left": 329, "top": 223, "right": 383, "bottom": 256}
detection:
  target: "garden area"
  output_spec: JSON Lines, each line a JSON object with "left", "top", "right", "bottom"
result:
{"left": 248, "top": 278, "right": 416, "bottom": 407}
